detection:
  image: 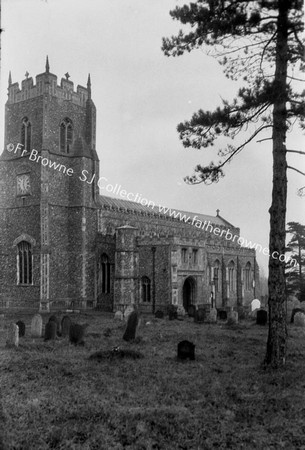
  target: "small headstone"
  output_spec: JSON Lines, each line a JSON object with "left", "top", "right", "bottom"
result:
{"left": 123, "top": 310, "right": 139, "bottom": 342}
{"left": 207, "top": 308, "right": 217, "bottom": 323}
{"left": 124, "top": 305, "right": 134, "bottom": 321}
{"left": 294, "top": 312, "right": 305, "bottom": 327}
{"left": 49, "top": 315, "right": 61, "bottom": 336}
{"left": 227, "top": 311, "right": 238, "bottom": 325}
{"left": 291, "top": 308, "right": 305, "bottom": 323}
{"left": 155, "top": 310, "right": 164, "bottom": 319}
{"left": 167, "top": 304, "right": 178, "bottom": 320}
{"left": 177, "top": 305, "right": 186, "bottom": 318}
{"left": 44, "top": 321, "right": 57, "bottom": 341}
{"left": 194, "top": 308, "right": 205, "bottom": 323}
{"left": 218, "top": 310, "right": 227, "bottom": 321}
{"left": 251, "top": 299, "right": 261, "bottom": 312}
{"left": 114, "top": 311, "right": 123, "bottom": 321}
{"left": 177, "top": 340, "right": 195, "bottom": 360}
{"left": 0, "top": 314, "right": 5, "bottom": 330}
{"left": 16, "top": 320, "right": 26, "bottom": 337}
{"left": 256, "top": 309, "right": 267, "bottom": 325}
{"left": 31, "top": 314, "right": 43, "bottom": 337}
{"left": 187, "top": 305, "right": 196, "bottom": 317}
{"left": 61, "top": 315, "right": 72, "bottom": 337}
{"left": 69, "top": 323, "right": 86, "bottom": 345}
{"left": 6, "top": 323, "right": 19, "bottom": 347}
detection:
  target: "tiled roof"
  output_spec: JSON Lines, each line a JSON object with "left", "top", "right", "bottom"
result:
{"left": 97, "top": 195, "right": 235, "bottom": 228}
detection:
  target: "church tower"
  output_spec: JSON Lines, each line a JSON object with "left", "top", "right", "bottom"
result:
{"left": 0, "top": 58, "right": 99, "bottom": 311}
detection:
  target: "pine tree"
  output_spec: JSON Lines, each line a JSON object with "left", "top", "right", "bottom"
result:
{"left": 286, "top": 222, "right": 305, "bottom": 301}
{"left": 162, "top": 0, "right": 304, "bottom": 367}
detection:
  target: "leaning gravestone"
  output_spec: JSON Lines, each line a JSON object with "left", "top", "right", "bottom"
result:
{"left": 177, "top": 305, "right": 186, "bottom": 319}
{"left": 44, "top": 321, "right": 57, "bottom": 341}
{"left": 294, "top": 312, "right": 305, "bottom": 327}
{"left": 123, "top": 310, "right": 139, "bottom": 342}
{"left": 31, "top": 314, "right": 43, "bottom": 337}
{"left": 6, "top": 323, "right": 19, "bottom": 347}
{"left": 291, "top": 308, "right": 305, "bottom": 323}
{"left": 256, "top": 309, "right": 268, "bottom": 325}
{"left": 177, "top": 340, "right": 195, "bottom": 360}
{"left": 168, "top": 304, "right": 178, "bottom": 320}
{"left": 16, "top": 320, "right": 26, "bottom": 337}
{"left": 124, "top": 305, "right": 134, "bottom": 321}
{"left": 61, "top": 315, "right": 72, "bottom": 337}
{"left": 69, "top": 323, "right": 86, "bottom": 345}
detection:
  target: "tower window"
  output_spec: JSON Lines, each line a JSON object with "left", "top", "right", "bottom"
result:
{"left": 192, "top": 249, "right": 198, "bottom": 264}
{"left": 141, "top": 276, "right": 151, "bottom": 302}
{"left": 228, "top": 261, "right": 235, "bottom": 292}
{"left": 213, "top": 260, "right": 220, "bottom": 292}
{"left": 17, "top": 241, "right": 33, "bottom": 285}
{"left": 21, "top": 117, "right": 32, "bottom": 151}
{"left": 182, "top": 248, "right": 187, "bottom": 263}
{"left": 60, "top": 118, "right": 73, "bottom": 153}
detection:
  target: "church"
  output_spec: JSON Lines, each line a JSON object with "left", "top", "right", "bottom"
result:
{"left": 0, "top": 59, "right": 259, "bottom": 314}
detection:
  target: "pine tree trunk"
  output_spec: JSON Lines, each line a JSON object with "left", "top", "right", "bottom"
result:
{"left": 264, "top": 0, "right": 289, "bottom": 368}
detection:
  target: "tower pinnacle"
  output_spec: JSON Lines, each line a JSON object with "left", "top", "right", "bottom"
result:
{"left": 87, "top": 73, "right": 91, "bottom": 99}
{"left": 8, "top": 71, "right": 12, "bottom": 86}
{"left": 45, "top": 55, "right": 50, "bottom": 73}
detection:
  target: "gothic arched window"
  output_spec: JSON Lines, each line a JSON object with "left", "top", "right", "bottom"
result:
{"left": 100, "top": 253, "right": 110, "bottom": 294}
{"left": 17, "top": 241, "right": 33, "bottom": 285}
{"left": 60, "top": 118, "right": 73, "bottom": 153}
{"left": 213, "top": 260, "right": 220, "bottom": 292}
{"left": 245, "top": 262, "right": 251, "bottom": 291}
{"left": 21, "top": 117, "right": 32, "bottom": 151}
{"left": 141, "top": 276, "right": 151, "bottom": 302}
{"left": 228, "top": 261, "right": 235, "bottom": 292}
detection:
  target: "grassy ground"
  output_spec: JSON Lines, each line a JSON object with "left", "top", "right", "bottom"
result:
{"left": 0, "top": 312, "right": 305, "bottom": 450}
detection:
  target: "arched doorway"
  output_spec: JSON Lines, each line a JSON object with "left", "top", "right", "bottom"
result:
{"left": 183, "top": 277, "right": 195, "bottom": 311}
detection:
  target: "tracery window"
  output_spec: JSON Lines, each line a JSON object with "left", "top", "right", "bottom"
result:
{"left": 17, "top": 241, "right": 33, "bottom": 284}
{"left": 21, "top": 117, "right": 32, "bottom": 151}
{"left": 100, "top": 253, "right": 110, "bottom": 294}
{"left": 60, "top": 118, "right": 73, "bottom": 153}
{"left": 141, "top": 276, "right": 151, "bottom": 302}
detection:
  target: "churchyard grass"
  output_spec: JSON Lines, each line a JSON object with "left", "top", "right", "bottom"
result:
{"left": 1, "top": 312, "right": 305, "bottom": 449}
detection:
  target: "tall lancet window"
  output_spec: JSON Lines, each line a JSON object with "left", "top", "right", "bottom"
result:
{"left": 60, "top": 118, "right": 73, "bottom": 153}
{"left": 17, "top": 241, "right": 33, "bottom": 285}
{"left": 21, "top": 117, "right": 32, "bottom": 151}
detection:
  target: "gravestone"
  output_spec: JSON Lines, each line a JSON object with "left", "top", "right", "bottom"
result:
{"left": 227, "top": 311, "right": 238, "bottom": 325}
{"left": 123, "top": 310, "right": 139, "bottom": 342}
{"left": 256, "top": 309, "right": 268, "bottom": 325}
{"left": 16, "top": 320, "right": 26, "bottom": 337}
{"left": 177, "top": 305, "right": 186, "bottom": 319}
{"left": 49, "top": 315, "right": 61, "bottom": 336}
{"left": 31, "top": 314, "right": 43, "bottom": 337}
{"left": 124, "top": 305, "right": 134, "bottom": 321}
{"left": 61, "top": 315, "right": 72, "bottom": 337}
{"left": 69, "top": 323, "right": 86, "bottom": 345}
{"left": 218, "top": 310, "right": 227, "bottom": 321}
{"left": 44, "top": 321, "right": 57, "bottom": 341}
{"left": 294, "top": 312, "right": 305, "bottom": 327}
{"left": 207, "top": 308, "right": 217, "bottom": 323}
{"left": 6, "top": 323, "right": 19, "bottom": 347}
{"left": 177, "top": 340, "right": 195, "bottom": 360}
{"left": 168, "top": 304, "right": 178, "bottom": 321}
{"left": 194, "top": 308, "right": 205, "bottom": 323}
{"left": 155, "top": 310, "right": 164, "bottom": 319}
{"left": 114, "top": 311, "right": 123, "bottom": 321}
{"left": 251, "top": 299, "right": 261, "bottom": 312}
{"left": 187, "top": 305, "right": 196, "bottom": 317}
{"left": 291, "top": 308, "right": 305, "bottom": 323}
{"left": 0, "top": 314, "right": 5, "bottom": 330}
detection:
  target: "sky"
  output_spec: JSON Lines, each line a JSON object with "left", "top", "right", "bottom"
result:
{"left": 1, "top": 0, "right": 304, "bottom": 273}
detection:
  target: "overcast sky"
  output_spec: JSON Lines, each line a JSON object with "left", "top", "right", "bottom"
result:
{"left": 1, "top": 0, "right": 304, "bottom": 273}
